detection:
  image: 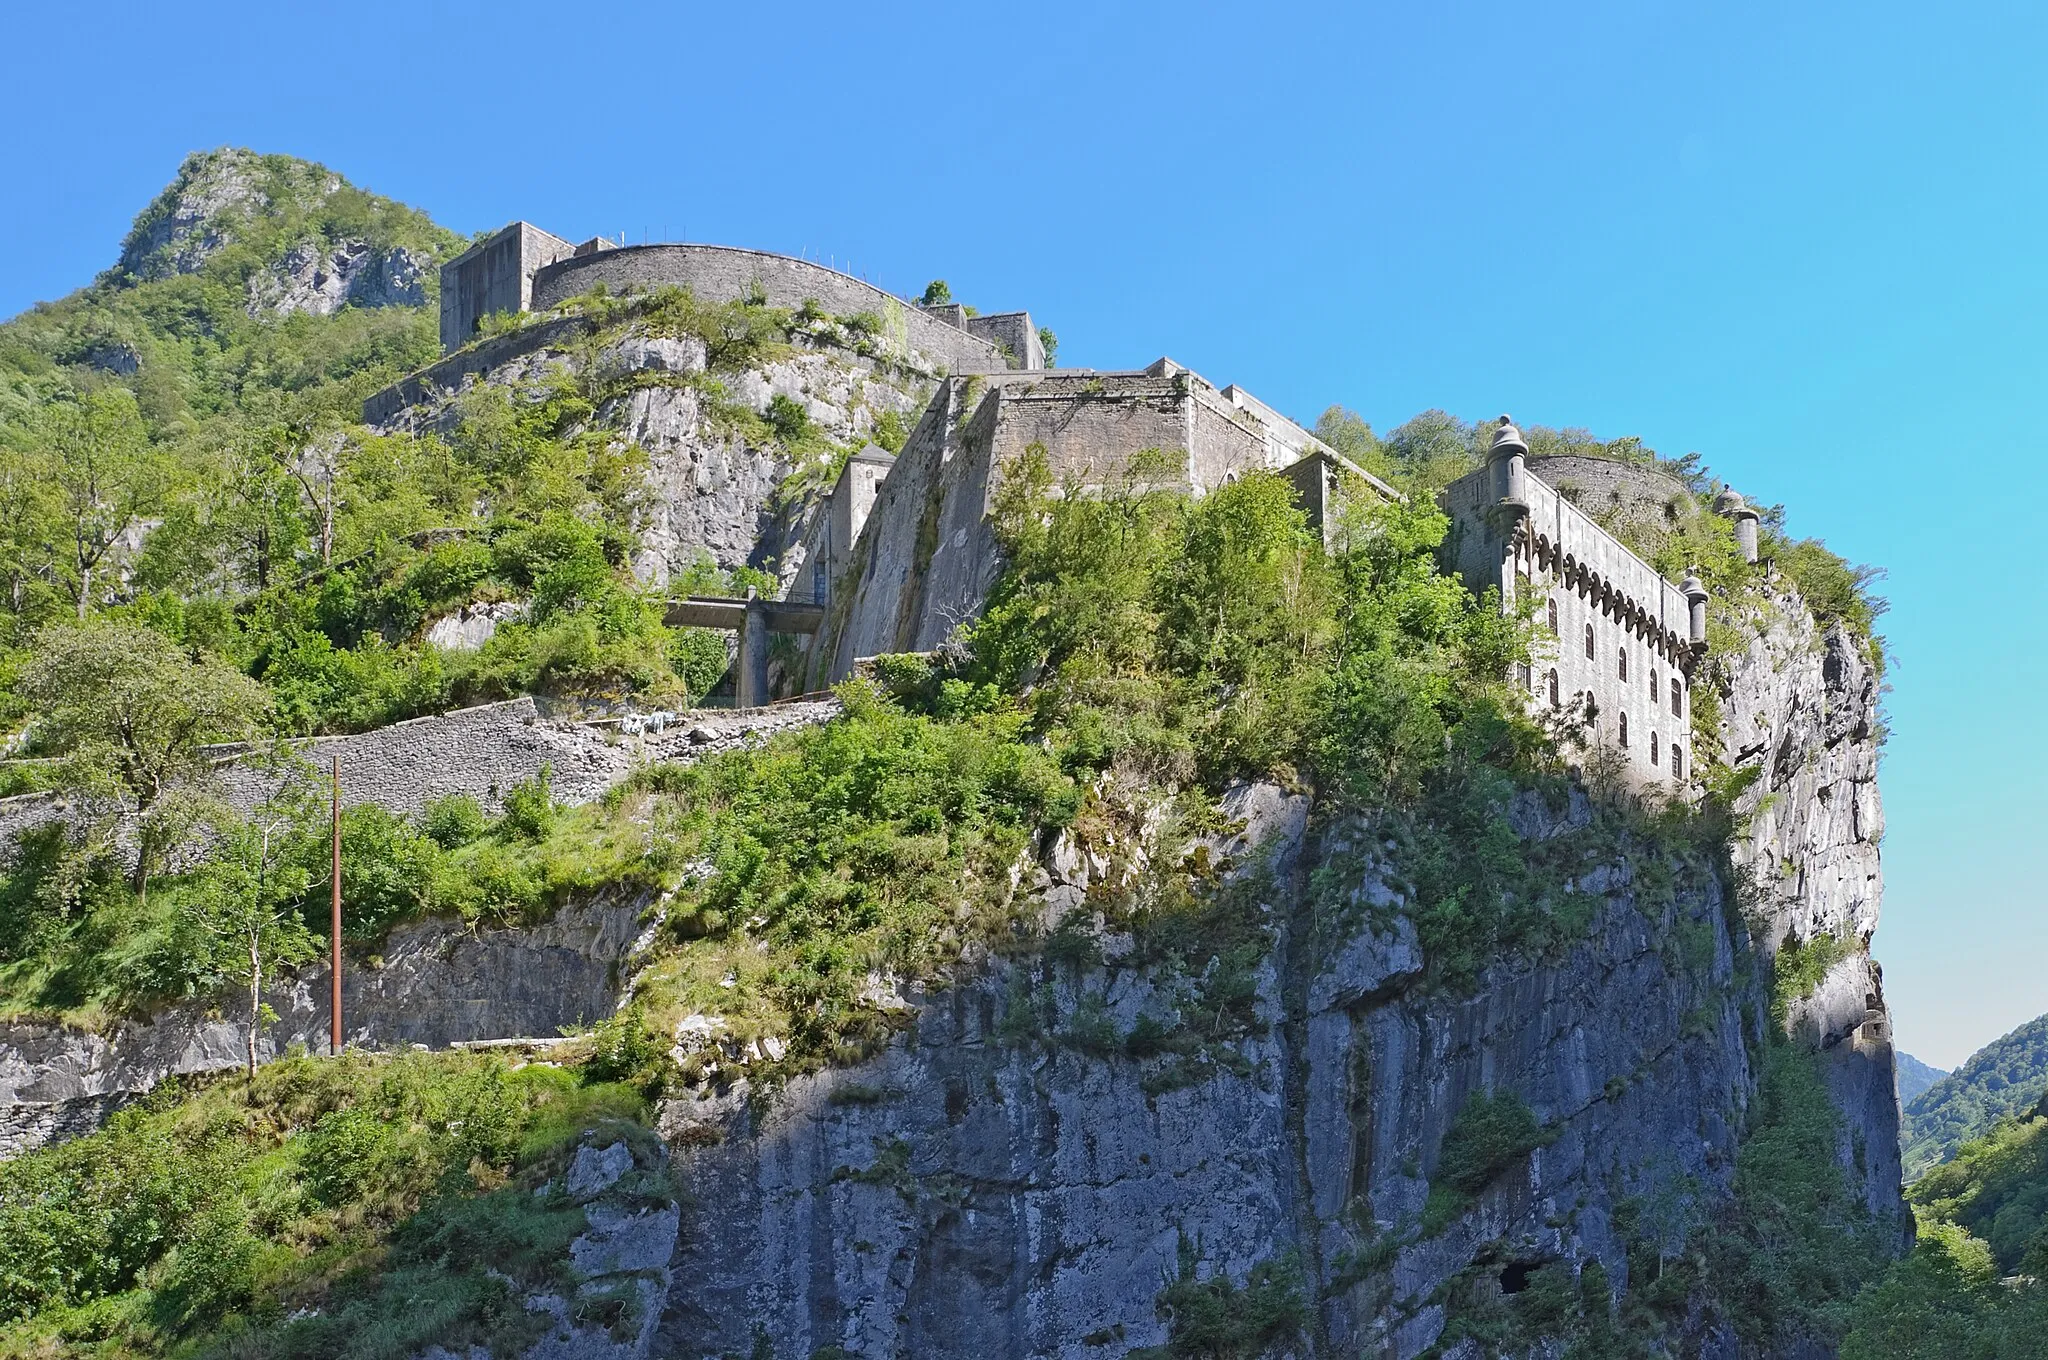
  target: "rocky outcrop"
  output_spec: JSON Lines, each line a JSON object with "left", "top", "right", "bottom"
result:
{"left": 367, "top": 319, "right": 934, "bottom": 588}
{"left": 649, "top": 784, "right": 1757, "bottom": 1358}
{"left": 245, "top": 238, "right": 429, "bottom": 316}
{"left": 0, "top": 895, "right": 645, "bottom": 1159}
{"left": 117, "top": 147, "right": 273, "bottom": 280}
{"left": 1721, "top": 583, "right": 1901, "bottom": 1225}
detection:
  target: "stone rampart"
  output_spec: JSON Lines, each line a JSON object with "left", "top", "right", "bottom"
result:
{"left": 0, "top": 699, "right": 843, "bottom": 865}
{"left": 1527, "top": 455, "right": 1699, "bottom": 541}
{"left": 440, "top": 222, "right": 576, "bottom": 352}
{"left": 531, "top": 244, "right": 1006, "bottom": 376}
{"left": 808, "top": 361, "right": 1374, "bottom": 684}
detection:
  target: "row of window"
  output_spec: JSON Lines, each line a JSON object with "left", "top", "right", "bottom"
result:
{"left": 1537, "top": 668, "right": 1686, "bottom": 780}
{"left": 1547, "top": 599, "right": 1684, "bottom": 717}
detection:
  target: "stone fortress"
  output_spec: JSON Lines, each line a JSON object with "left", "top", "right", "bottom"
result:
{"left": 1443, "top": 417, "right": 1762, "bottom": 787}
{"left": 378, "top": 221, "right": 1767, "bottom": 787}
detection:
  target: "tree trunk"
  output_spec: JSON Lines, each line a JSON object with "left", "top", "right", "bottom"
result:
{"left": 247, "top": 936, "right": 261, "bottom": 1082}
{"left": 75, "top": 562, "right": 89, "bottom": 619}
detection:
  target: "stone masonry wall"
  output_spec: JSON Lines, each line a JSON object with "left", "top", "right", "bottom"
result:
{"left": 0, "top": 700, "right": 842, "bottom": 868}
{"left": 531, "top": 244, "right": 1007, "bottom": 376}
{"left": 810, "top": 364, "right": 1337, "bottom": 684}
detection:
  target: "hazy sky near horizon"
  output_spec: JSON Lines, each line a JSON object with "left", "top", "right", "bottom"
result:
{"left": 0, "top": 1, "right": 2039, "bottom": 1068}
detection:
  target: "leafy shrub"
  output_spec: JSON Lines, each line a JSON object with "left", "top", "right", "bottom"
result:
{"left": 871, "top": 408, "right": 908, "bottom": 453}
{"left": 1437, "top": 1090, "right": 1550, "bottom": 1194}
{"left": 1138, "top": 1236, "right": 1306, "bottom": 1359}
{"left": 420, "top": 793, "right": 488, "bottom": 850}
{"left": 312, "top": 803, "right": 440, "bottom": 940}
{"left": 497, "top": 765, "right": 557, "bottom": 842}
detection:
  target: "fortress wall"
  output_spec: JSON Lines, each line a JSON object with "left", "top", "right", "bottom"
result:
{"left": 363, "top": 315, "right": 586, "bottom": 427}
{"left": 810, "top": 380, "right": 988, "bottom": 678}
{"left": 963, "top": 311, "right": 1044, "bottom": 371}
{"left": 1444, "top": 465, "right": 1697, "bottom": 788}
{"left": 808, "top": 366, "right": 1340, "bottom": 686}
{"left": 984, "top": 376, "right": 1192, "bottom": 486}
{"left": 531, "top": 245, "right": 1007, "bottom": 376}
{"left": 1528, "top": 455, "right": 1699, "bottom": 543}
{"left": 440, "top": 223, "right": 575, "bottom": 352}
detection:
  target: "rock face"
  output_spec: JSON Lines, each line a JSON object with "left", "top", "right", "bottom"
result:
{"left": 651, "top": 786, "right": 1758, "bottom": 1358}
{"left": 367, "top": 318, "right": 934, "bottom": 590}
{"left": 0, "top": 896, "right": 645, "bottom": 1159}
{"left": 626, "top": 581, "right": 1899, "bottom": 1358}
{"left": 245, "top": 237, "right": 430, "bottom": 316}
{"left": 1721, "top": 585, "right": 1902, "bottom": 1226}
{"left": 117, "top": 147, "right": 272, "bottom": 280}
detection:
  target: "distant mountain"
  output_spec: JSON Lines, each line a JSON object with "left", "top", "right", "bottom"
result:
{"left": 1896, "top": 1050, "right": 1948, "bottom": 1110}
{"left": 1903, "top": 1013, "right": 2048, "bottom": 1181}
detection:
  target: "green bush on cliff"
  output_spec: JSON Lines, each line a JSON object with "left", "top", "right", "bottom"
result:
{"left": 0, "top": 1050, "right": 647, "bottom": 1358}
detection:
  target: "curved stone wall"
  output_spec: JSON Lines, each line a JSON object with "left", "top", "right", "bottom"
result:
{"left": 531, "top": 245, "right": 1004, "bottom": 376}
{"left": 1528, "top": 455, "right": 1698, "bottom": 535}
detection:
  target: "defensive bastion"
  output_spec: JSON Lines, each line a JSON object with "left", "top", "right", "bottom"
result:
{"left": 367, "top": 224, "right": 1042, "bottom": 425}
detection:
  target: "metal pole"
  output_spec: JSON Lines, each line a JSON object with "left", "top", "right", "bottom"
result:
{"left": 330, "top": 753, "right": 342, "bottom": 1056}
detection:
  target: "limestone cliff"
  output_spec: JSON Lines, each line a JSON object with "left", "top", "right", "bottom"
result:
{"left": 367, "top": 312, "right": 935, "bottom": 594}
{"left": 1721, "top": 584, "right": 1901, "bottom": 1228}
{"left": 618, "top": 578, "right": 1899, "bottom": 1359}
{"left": 0, "top": 568, "right": 1893, "bottom": 1355}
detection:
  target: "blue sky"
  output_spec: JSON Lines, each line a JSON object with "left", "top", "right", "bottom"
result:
{"left": 0, "top": 1, "right": 2038, "bottom": 1068}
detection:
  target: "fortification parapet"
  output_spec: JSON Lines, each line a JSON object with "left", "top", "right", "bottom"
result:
{"left": 1526, "top": 454, "right": 1698, "bottom": 544}
{"left": 530, "top": 243, "right": 1016, "bottom": 376}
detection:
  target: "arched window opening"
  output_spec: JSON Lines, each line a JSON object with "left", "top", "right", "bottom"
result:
{"left": 1618, "top": 711, "right": 1629, "bottom": 748}
{"left": 1671, "top": 677, "right": 1682, "bottom": 717}
{"left": 1672, "top": 747, "right": 1684, "bottom": 780}
{"left": 1547, "top": 670, "right": 1560, "bottom": 708}
{"left": 1547, "top": 599, "right": 1558, "bottom": 633}
{"left": 1650, "top": 731, "right": 1660, "bottom": 765}
{"left": 1618, "top": 647, "right": 1629, "bottom": 682}
{"left": 1584, "top": 623, "right": 1594, "bottom": 659}
{"left": 1516, "top": 662, "right": 1532, "bottom": 691}
{"left": 1649, "top": 668, "right": 1659, "bottom": 703}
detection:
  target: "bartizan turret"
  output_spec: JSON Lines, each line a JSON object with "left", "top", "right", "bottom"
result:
{"left": 1489, "top": 414, "right": 1530, "bottom": 511}
{"left": 1714, "top": 488, "right": 1760, "bottom": 563}
{"left": 1681, "top": 569, "right": 1709, "bottom": 652}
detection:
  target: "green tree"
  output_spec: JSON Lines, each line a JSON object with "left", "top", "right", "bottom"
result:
{"left": 17, "top": 623, "right": 269, "bottom": 899}
{"left": 190, "top": 773, "right": 321, "bottom": 1078}
{"left": 28, "top": 388, "right": 173, "bottom": 618}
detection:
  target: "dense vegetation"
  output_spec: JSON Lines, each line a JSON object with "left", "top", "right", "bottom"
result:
{"left": 0, "top": 1050, "right": 652, "bottom": 1359}
{"left": 1903, "top": 1012, "right": 2048, "bottom": 1181}
{"left": 1841, "top": 1094, "right": 2048, "bottom": 1357}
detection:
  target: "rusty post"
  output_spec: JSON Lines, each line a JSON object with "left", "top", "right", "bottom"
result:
{"left": 330, "top": 752, "right": 342, "bottom": 1056}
